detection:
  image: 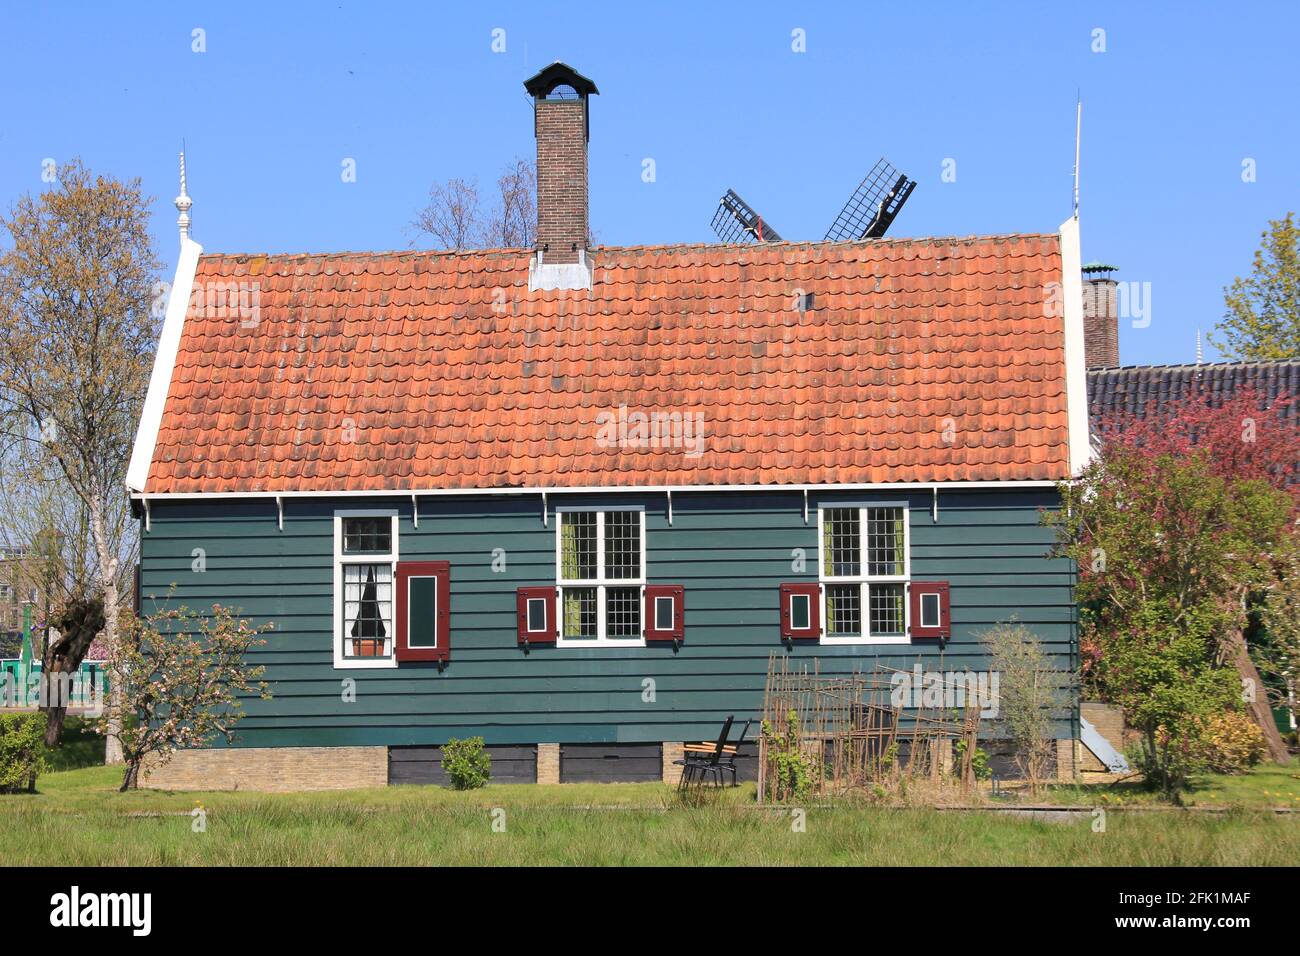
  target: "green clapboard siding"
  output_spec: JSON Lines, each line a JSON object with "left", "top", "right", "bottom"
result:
{"left": 139, "top": 489, "right": 1077, "bottom": 747}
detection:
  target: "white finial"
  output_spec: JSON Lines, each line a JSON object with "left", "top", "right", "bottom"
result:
{"left": 1195, "top": 328, "right": 1203, "bottom": 365}
{"left": 175, "top": 148, "right": 193, "bottom": 242}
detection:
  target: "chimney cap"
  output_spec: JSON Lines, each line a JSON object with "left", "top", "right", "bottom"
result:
{"left": 1081, "top": 260, "right": 1119, "bottom": 276}
{"left": 523, "top": 61, "right": 599, "bottom": 98}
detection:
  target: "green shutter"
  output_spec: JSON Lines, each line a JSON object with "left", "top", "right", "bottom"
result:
{"left": 407, "top": 576, "right": 439, "bottom": 648}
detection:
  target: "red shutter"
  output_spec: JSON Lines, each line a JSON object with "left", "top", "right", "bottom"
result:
{"left": 644, "top": 585, "right": 685, "bottom": 643}
{"left": 779, "top": 583, "right": 820, "bottom": 640}
{"left": 516, "top": 586, "right": 557, "bottom": 645}
{"left": 909, "top": 581, "right": 950, "bottom": 641}
{"left": 395, "top": 561, "right": 450, "bottom": 662}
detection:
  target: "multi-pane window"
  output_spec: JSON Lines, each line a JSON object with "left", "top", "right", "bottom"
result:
{"left": 335, "top": 513, "right": 398, "bottom": 665}
{"left": 557, "top": 508, "right": 646, "bottom": 644}
{"left": 342, "top": 516, "right": 391, "bottom": 554}
{"left": 820, "top": 505, "right": 908, "bottom": 643}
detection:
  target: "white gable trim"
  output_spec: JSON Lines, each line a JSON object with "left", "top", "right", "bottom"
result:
{"left": 126, "top": 237, "right": 203, "bottom": 492}
{"left": 1058, "top": 217, "right": 1092, "bottom": 477}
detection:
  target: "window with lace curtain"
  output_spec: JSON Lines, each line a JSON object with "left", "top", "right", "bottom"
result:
{"left": 334, "top": 511, "right": 398, "bottom": 667}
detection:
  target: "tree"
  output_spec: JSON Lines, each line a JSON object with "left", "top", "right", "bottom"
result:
{"left": 485, "top": 158, "right": 536, "bottom": 249}
{"left": 412, "top": 158, "right": 537, "bottom": 250}
{"left": 1212, "top": 212, "right": 1300, "bottom": 360}
{"left": 411, "top": 178, "right": 481, "bottom": 250}
{"left": 100, "top": 603, "right": 272, "bottom": 791}
{"left": 980, "top": 621, "right": 1072, "bottom": 794}
{"left": 1258, "top": 533, "right": 1300, "bottom": 731}
{"left": 1050, "top": 445, "right": 1294, "bottom": 796}
{"left": 0, "top": 446, "right": 103, "bottom": 665}
{"left": 0, "top": 159, "right": 159, "bottom": 760}
{"left": 1096, "top": 385, "right": 1300, "bottom": 496}
{"left": 1092, "top": 385, "right": 1299, "bottom": 764}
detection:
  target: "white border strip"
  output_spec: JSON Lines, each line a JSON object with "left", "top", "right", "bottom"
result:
{"left": 126, "top": 237, "right": 203, "bottom": 492}
{"left": 1059, "top": 217, "right": 1092, "bottom": 477}
{"left": 132, "top": 479, "right": 1060, "bottom": 501}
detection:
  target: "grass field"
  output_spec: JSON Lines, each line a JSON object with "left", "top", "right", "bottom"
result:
{"left": 1044, "top": 761, "right": 1300, "bottom": 809}
{"left": 2, "top": 763, "right": 1298, "bottom": 866}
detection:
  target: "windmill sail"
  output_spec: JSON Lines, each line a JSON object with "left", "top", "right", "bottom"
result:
{"left": 710, "top": 189, "right": 783, "bottom": 243}
{"left": 823, "top": 158, "right": 916, "bottom": 242}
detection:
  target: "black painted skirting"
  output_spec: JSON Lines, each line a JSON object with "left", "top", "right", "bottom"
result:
{"left": 560, "top": 743, "right": 661, "bottom": 783}
{"left": 388, "top": 745, "right": 537, "bottom": 785}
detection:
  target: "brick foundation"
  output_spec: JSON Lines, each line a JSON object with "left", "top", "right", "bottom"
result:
{"left": 141, "top": 746, "right": 387, "bottom": 792}
{"left": 536, "top": 742, "right": 560, "bottom": 784}
{"left": 1055, "top": 738, "right": 1077, "bottom": 782}
{"left": 662, "top": 742, "right": 684, "bottom": 786}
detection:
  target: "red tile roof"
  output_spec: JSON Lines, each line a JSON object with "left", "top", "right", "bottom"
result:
{"left": 143, "top": 234, "right": 1070, "bottom": 494}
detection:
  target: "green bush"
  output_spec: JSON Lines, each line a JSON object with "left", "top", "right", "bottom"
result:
{"left": 955, "top": 740, "right": 993, "bottom": 781}
{"left": 1, "top": 713, "right": 47, "bottom": 793}
{"left": 441, "top": 736, "right": 491, "bottom": 790}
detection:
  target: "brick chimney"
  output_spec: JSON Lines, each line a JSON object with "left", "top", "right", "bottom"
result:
{"left": 524, "top": 62, "right": 599, "bottom": 265}
{"left": 1081, "top": 261, "right": 1119, "bottom": 368}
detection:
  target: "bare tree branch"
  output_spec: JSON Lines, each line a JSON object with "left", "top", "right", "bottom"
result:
{"left": 411, "top": 178, "right": 482, "bottom": 250}
{"left": 411, "top": 159, "right": 538, "bottom": 251}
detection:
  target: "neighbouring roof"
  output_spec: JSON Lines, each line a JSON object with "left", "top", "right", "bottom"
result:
{"left": 141, "top": 234, "right": 1073, "bottom": 495}
{"left": 1087, "top": 360, "right": 1300, "bottom": 427}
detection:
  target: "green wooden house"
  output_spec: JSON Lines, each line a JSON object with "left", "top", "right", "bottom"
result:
{"left": 127, "top": 64, "right": 1092, "bottom": 790}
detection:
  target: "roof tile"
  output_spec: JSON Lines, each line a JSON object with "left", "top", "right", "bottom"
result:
{"left": 146, "top": 235, "right": 1070, "bottom": 493}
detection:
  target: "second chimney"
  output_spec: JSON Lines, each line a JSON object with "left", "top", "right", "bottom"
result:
{"left": 524, "top": 62, "right": 599, "bottom": 265}
{"left": 1081, "top": 261, "right": 1120, "bottom": 368}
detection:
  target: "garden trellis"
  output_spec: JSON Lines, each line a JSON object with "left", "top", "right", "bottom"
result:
{"left": 758, "top": 653, "right": 984, "bottom": 803}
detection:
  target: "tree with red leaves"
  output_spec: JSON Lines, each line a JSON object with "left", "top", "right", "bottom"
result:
{"left": 1096, "top": 385, "right": 1300, "bottom": 495}
{"left": 1098, "top": 384, "right": 1299, "bottom": 761}
{"left": 1053, "top": 385, "right": 1300, "bottom": 792}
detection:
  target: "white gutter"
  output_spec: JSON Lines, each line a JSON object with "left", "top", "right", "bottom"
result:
{"left": 126, "top": 236, "right": 203, "bottom": 492}
{"left": 1058, "top": 216, "right": 1093, "bottom": 477}
{"left": 132, "top": 478, "right": 1062, "bottom": 502}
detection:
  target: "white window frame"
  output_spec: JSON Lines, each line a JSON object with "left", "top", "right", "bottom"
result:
{"left": 817, "top": 502, "right": 910, "bottom": 645}
{"left": 525, "top": 597, "right": 549, "bottom": 635}
{"left": 919, "top": 591, "right": 942, "bottom": 630}
{"left": 555, "top": 505, "right": 646, "bottom": 647}
{"left": 789, "top": 592, "right": 812, "bottom": 632}
{"left": 333, "top": 509, "right": 399, "bottom": 669}
{"left": 653, "top": 594, "right": 675, "bottom": 632}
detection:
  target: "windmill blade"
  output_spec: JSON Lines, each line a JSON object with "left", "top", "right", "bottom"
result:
{"left": 823, "top": 159, "right": 917, "bottom": 242}
{"left": 711, "top": 189, "right": 783, "bottom": 243}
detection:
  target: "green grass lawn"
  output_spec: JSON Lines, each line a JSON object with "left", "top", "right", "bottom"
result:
{"left": 2, "top": 763, "right": 1298, "bottom": 866}
{"left": 1043, "top": 761, "right": 1300, "bottom": 810}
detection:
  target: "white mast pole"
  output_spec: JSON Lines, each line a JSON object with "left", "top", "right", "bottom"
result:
{"left": 1072, "top": 96, "right": 1082, "bottom": 221}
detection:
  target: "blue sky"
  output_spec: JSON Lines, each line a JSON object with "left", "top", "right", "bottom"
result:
{"left": 1, "top": 1, "right": 1296, "bottom": 365}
